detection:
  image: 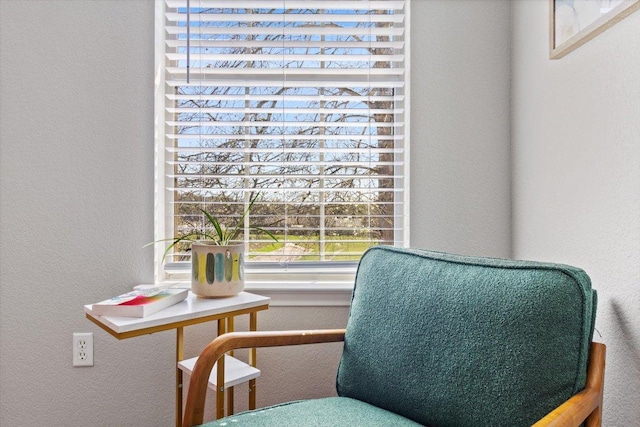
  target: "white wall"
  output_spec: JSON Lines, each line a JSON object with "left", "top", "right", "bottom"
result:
{"left": 512, "top": 1, "right": 640, "bottom": 425}
{"left": 0, "top": 1, "right": 511, "bottom": 426}
{"left": 0, "top": 1, "right": 166, "bottom": 425}
{"left": 410, "top": 0, "right": 512, "bottom": 258}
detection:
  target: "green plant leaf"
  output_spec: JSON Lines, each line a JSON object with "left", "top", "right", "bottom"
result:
{"left": 200, "top": 209, "right": 224, "bottom": 244}
{"left": 147, "top": 191, "right": 278, "bottom": 262}
{"left": 250, "top": 226, "right": 279, "bottom": 243}
{"left": 159, "top": 233, "right": 201, "bottom": 263}
{"left": 225, "top": 192, "right": 260, "bottom": 245}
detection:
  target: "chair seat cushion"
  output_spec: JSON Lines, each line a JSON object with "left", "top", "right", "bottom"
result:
{"left": 199, "top": 397, "right": 422, "bottom": 426}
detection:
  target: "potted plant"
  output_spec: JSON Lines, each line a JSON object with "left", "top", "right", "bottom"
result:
{"left": 152, "top": 193, "right": 277, "bottom": 298}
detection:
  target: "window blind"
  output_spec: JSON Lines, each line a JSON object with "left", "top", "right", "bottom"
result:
{"left": 157, "top": 0, "right": 408, "bottom": 272}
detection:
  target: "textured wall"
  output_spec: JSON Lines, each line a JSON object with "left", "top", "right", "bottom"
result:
{"left": 410, "top": 0, "right": 512, "bottom": 258}
{"left": 511, "top": 1, "right": 640, "bottom": 425}
{"left": 0, "top": 1, "right": 512, "bottom": 426}
{"left": 0, "top": 1, "right": 163, "bottom": 425}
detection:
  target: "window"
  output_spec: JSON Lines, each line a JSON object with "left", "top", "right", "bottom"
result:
{"left": 155, "top": 0, "right": 409, "bottom": 283}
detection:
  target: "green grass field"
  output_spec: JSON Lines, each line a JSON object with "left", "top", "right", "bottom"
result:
{"left": 250, "top": 234, "right": 377, "bottom": 261}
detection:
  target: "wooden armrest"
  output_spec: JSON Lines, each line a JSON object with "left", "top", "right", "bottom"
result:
{"left": 533, "top": 342, "right": 606, "bottom": 427}
{"left": 183, "top": 329, "right": 346, "bottom": 427}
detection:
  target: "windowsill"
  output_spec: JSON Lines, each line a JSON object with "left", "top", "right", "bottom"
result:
{"left": 244, "top": 280, "right": 353, "bottom": 306}
{"left": 161, "top": 279, "right": 354, "bottom": 307}
{"left": 163, "top": 264, "right": 356, "bottom": 306}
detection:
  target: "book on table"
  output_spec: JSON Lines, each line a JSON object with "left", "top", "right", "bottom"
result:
{"left": 90, "top": 288, "right": 188, "bottom": 318}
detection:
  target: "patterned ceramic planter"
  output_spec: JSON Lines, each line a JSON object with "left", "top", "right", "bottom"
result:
{"left": 191, "top": 242, "right": 244, "bottom": 298}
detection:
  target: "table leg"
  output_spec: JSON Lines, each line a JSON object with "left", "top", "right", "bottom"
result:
{"left": 176, "top": 326, "right": 184, "bottom": 427}
{"left": 216, "top": 318, "right": 226, "bottom": 419}
{"left": 249, "top": 312, "right": 257, "bottom": 410}
{"left": 226, "top": 316, "right": 235, "bottom": 415}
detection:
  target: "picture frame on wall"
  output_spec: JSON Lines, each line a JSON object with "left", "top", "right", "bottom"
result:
{"left": 549, "top": 0, "right": 640, "bottom": 59}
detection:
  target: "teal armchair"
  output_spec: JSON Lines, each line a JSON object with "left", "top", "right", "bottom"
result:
{"left": 183, "top": 247, "right": 605, "bottom": 427}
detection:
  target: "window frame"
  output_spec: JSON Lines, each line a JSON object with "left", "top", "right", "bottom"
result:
{"left": 153, "top": 0, "right": 411, "bottom": 294}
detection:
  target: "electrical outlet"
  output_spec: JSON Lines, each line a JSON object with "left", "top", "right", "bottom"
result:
{"left": 73, "top": 332, "right": 93, "bottom": 367}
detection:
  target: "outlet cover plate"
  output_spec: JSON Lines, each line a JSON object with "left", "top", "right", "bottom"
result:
{"left": 73, "top": 332, "right": 93, "bottom": 367}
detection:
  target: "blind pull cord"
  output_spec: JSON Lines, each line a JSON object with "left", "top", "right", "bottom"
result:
{"left": 186, "top": 0, "right": 190, "bottom": 84}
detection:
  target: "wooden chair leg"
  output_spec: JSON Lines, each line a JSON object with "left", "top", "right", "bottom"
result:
{"left": 584, "top": 342, "right": 605, "bottom": 427}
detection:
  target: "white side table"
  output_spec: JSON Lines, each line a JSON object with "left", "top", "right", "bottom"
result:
{"left": 85, "top": 291, "right": 270, "bottom": 426}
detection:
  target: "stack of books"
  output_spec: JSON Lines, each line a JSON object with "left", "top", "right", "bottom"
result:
{"left": 90, "top": 288, "right": 188, "bottom": 318}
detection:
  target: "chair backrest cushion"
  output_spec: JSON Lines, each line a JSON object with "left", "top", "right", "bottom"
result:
{"left": 336, "top": 246, "right": 596, "bottom": 426}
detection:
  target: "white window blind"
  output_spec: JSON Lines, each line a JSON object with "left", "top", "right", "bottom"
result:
{"left": 156, "top": 0, "right": 409, "bottom": 278}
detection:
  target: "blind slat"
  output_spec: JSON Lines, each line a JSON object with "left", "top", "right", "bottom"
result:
{"left": 166, "top": 79, "right": 404, "bottom": 87}
{"left": 166, "top": 12, "right": 404, "bottom": 24}
{"left": 166, "top": 25, "right": 403, "bottom": 37}
{"left": 165, "top": 0, "right": 405, "bottom": 11}
{"left": 166, "top": 68, "right": 404, "bottom": 77}
{"left": 166, "top": 53, "right": 404, "bottom": 62}
{"left": 168, "top": 161, "right": 404, "bottom": 167}
{"left": 167, "top": 121, "right": 404, "bottom": 127}
{"left": 166, "top": 40, "right": 404, "bottom": 49}
{"left": 166, "top": 93, "right": 405, "bottom": 101}
{"left": 167, "top": 107, "right": 403, "bottom": 114}
{"left": 168, "top": 187, "right": 404, "bottom": 193}
{"left": 166, "top": 135, "right": 403, "bottom": 143}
